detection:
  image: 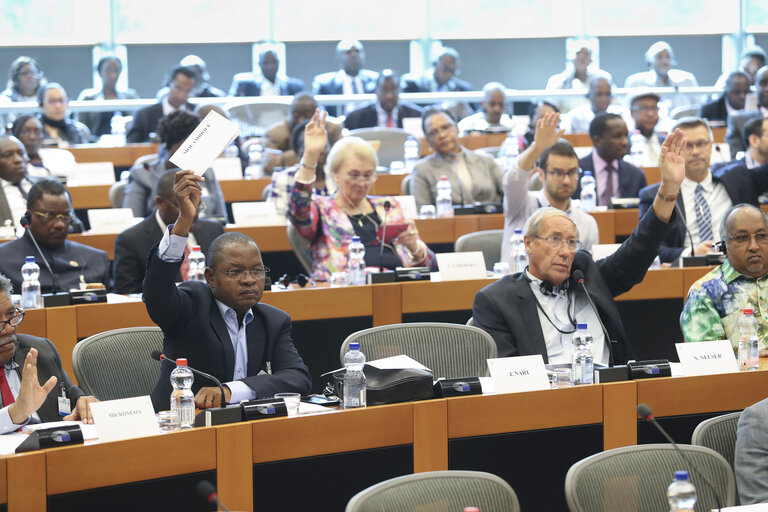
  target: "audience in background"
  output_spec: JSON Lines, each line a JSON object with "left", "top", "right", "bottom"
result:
{"left": 458, "top": 82, "right": 516, "bottom": 136}
{"left": 37, "top": 83, "right": 88, "bottom": 146}
{"left": 628, "top": 90, "right": 665, "bottom": 167}
{"left": 624, "top": 41, "right": 700, "bottom": 112}
{"left": 715, "top": 46, "right": 767, "bottom": 88}
{"left": 155, "top": 55, "right": 225, "bottom": 99}
{"left": 727, "top": 66, "right": 768, "bottom": 155}
{"left": 402, "top": 47, "right": 472, "bottom": 94}
{"left": 343, "top": 69, "right": 422, "bottom": 131}
{"left": 0, "top": 56, "right": 45, "bottom": 107}
{"left": 77, "top": 55, "right": 139, "bottom": 140}
{"left": 565, "top": 73, "right": 629, "bottom": 134}
{"left": 0, "top": 136, "right": 38, "bottom": 232}
{"left": 546, "top": 41, "right": 612, "bottom": 112}
{"left": 312, "top": 40, "right": 378, "bottom": 116}
{"left": 229, "top": 44, "right": 305, "bottom": 97}
{"left": 11, "top": 115, "right": 74, "bottom": 178}
{"left": 699, "top": 70, "right": 751, "bottom": 125}
{"left": 743, "top": 117, "right": 768, "bottom": 169}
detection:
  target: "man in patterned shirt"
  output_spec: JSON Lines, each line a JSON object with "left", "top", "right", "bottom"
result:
{"left": 681, "top": 203, "right": 768, "bottom": 352}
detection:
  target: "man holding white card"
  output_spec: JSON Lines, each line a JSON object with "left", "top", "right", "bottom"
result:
{"left": 473, "top": 129, "right": 688, "bottom": 364}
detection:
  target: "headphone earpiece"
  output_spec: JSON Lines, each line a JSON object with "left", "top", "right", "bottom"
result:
{"left": 714, "top": 240, "right": 727, "bottom": 255}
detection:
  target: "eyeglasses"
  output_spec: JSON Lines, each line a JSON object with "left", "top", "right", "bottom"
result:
{"left": 0, "top": 309, "right": 24, "bottom": 331}
{"left": 631, "top": 106, "right": 660, "bottom": 114}
{"left": 545, "top": 169, "right": 580, "bottom": 180}
{"left": 726, "top": 233, "right": 768, "bottom": 245}
{"left": 427, "top": 123, "right": 455, "bottom": 139}
{"left": 533, "top": 235, "right": 581, "bottom": 251}
{"left": 685, "top": 140, "right": 711, "bottom": 151}
{"left": 30, "top": 210, "right": 74, "bottom": 223}
{"left": 214, "top": 267, "right": 270, "bottom": 279}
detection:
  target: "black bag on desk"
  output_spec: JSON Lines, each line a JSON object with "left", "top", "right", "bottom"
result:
{"left": 331, "top": 365, "right": 434, "bottom": 406}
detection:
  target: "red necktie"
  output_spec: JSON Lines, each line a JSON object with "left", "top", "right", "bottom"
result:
{"left": 180, "top": 244, "right": 191, "bottom": 281}
{"left": 0, "top": 368, "right": 15, "bottom": 407}
{"left": 386, "top": 114, "right": 394, "bottom": 128}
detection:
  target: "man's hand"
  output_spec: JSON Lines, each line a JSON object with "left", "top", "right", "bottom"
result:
{"left": 694, "top": 240, "right": 715, "bottom": 256}
{"left": 171, "top": 170, "right": 204, "bottom": 237}
{"left": 8, "top": 348, "right": 57, "bottom": 425}
{"left": 533, "top": 112, "right": 564, "bottom": 149}
{"left": 194, "top": 385, "right": 231, "bottom": 409}
{"left": 63, "top": 396, "right": 98, "bottom": 424}
{"left": 659, "top": 128, "right": 686, "bottom": 188}
{"left": 395, "top": 220, "right": 423, "bottom": 256}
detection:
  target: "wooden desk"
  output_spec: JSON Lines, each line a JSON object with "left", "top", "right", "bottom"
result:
{"left": 67, "top": 143, "right": 158, "bottom": 167}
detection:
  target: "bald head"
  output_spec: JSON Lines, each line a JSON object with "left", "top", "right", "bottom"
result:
{"left": 290, "top": 92, "right": 317, "bottom": 127}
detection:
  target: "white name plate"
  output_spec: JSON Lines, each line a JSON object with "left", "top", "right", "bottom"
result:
{"left": 89, "top": 396, "right": 161, "bottom": 443}
{"left": 231, "top": 201, "right": 281, "bottom": 226}
{"left": 436, "top": 251, "right": 487, "bottom": 281}
{"left": 68, "top": 162, "right": 116, "bottom": 186}
{"left": 87, "top": 208, "right": 136, "bottom": 234}
{"left": 211, "top": 157, "right": 243, "bottom": 180}
{"left": 487, "top": 355, "right": 551, "bottom": 394}
{"left": 675, "top": 340, "right": 739, "bottom": 377}
{"left": 170, "top": 109, "right": 240, "bottom": 176}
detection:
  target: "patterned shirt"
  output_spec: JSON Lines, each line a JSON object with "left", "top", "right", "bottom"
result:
{"left": 681, "top": 260, "right": 768, "bottom": 350}
{"left": 267, "top": 164, "right": 336, "bottom": 221}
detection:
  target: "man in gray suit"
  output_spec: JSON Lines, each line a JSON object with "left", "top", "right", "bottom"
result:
{"left": 726, "top": 66, "right": 768, "bottom": 155}
{"left": 410, "top": 108, "right": 504, "bottom": 209}
{"left": 0, "top": 136, "right": 37, "bottom": 232}
{"left": 735, "top": 397, "right": 768, "bottom": 504}
{"left": 0, "top": 273, "right": 96, "bottom": 433}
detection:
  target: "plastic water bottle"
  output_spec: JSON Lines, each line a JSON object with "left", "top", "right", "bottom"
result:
{"left": 572, "top": 323, "right": 594, "bottom": 385}
{"left": 579, "top": 171, "right": 596, "bottom": 212}
{"left": 347, "top": 236, "right": 366, "bottom": 285}
{"left": 667, "top": 470, "right": 696, "bottom": 511}
{"left": 343, "top": 342, "right": 366, "bottom": 409}
{"left": 629, "top": 131, "right": 647, "bottom": 166}
{"left": 110, "top": 111, "right": 127, "bottom": 145}
{"left": 244, "top": 141, "right": 263, "bottom": 179}
{"left": 510, "top": 228, "right": 528, "bottom": 273}
{"left": 436, "top": 175, "right": 454, "bottom": 218}
{"left": 499, "top": 133, "right": 519, "bottom": 169}
{"left": 403, "top": 136, "right": 420, "bottom": 173}
{"left": 187, "top": 245, "right": 206, "bottom": 282}
{"left": 21, "top": 256, "right": 42, "bottom": 310}
{"left": 170, "top": 358, "right": 195, "bottom": 429}
{"left": 738, "top": 308, "right": 759, "bottom": 371}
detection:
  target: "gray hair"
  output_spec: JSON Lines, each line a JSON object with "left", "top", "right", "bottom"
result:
{"left": 326, "top": 136, "right": 378, "bottom": 175}
{"left": 671, "top": 116, "right": 713, "bottom": 141}
{"left": 523, "top": 207, "right": 579, "bottom": 240}
{"left": 719, "top": 203, "right": 768, "bottom": 241}
{"left": 0, "top": 274, "right": 12, "bottom": 294}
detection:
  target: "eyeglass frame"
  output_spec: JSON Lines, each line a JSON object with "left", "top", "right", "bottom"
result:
{"left": 213, "top": 266, "right": 270, "bottom": 280}
{"left": 725, "top": 232, "right": 768, "bottom": 245}
{"left": 29, "top": 210, "right": 74, "bottom": 224}
{"left": 531, "top": 235, "right": 582, "bottom": 251}
{"left": 543, "top": 168, "right": 582, "bottom": 180}
{"left": 0, "top": 308, "right": 24, "bottom": 331}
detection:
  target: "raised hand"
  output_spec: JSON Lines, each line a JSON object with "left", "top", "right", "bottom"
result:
{"left": 533, "top": 112, "right": 564, "bottom": 149}
{"left": 659, "top": 128, "right": 686, "bottom": 187}
{"left": 302, "top": 109, "right": 328, "bottom": 164}
{"left": 8, "top": 348, "right": 57, "bottom": 425}
{"left": 171, "top": 170, "right": 204, "bottom": 236}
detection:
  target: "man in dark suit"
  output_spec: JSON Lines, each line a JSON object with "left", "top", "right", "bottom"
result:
{"left": 726, "top": 66, "right": 768, "bottom": 155}
{"left": 312, "top": 40, "right": 378, "bottom": 117}
{"left": 0, "top": 179, "right": 112, "bottom": 294}
{"left": 473, "top": 130, "right": 686, "bottom": 363}
{"left": 640, "top": 117, "right": 768, "bottom": 263}
{"left": 113, "top": 169, "right": 224, "bottom": 294}
{"left": 699, "top": 70, "right": 751, "bottom": 124}
{"left": 126, "top": 65, "right": 198, "bottom": 143}
{"left": 574, "top": 113, "right": 647, "bottom": 205}
{"left": 0, "top": 273, "right": 95, "bottom": 433}
{"left": 344, "top": 69, "right": 422, "bottom": 131}
{"left": 401, "top": 47, "right": 472, "bottom": 93}
{"left": 0, "top": 136, "right": 37, "bottom": 232}
{"left": 143, "top": 170, "right": 311, "bottom": 411}
{"left": 229, "top": 45, "right": 305, "bottom": 97}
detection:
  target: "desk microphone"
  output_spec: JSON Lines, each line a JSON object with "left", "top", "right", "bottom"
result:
{"left": 573, "top": 270, "right": 615, "bottom": 367}
{"left": 19, "top": 214, "right": 62, "bottom": 296}
{"left": 150, "top": 350, "right": 228, "bottom": 406}
{"left": 448, "top": 152, "right": 466, "bottom": 207}
{"left": 637, "top": 404, "right": 722, "bottom": 511}
{"left": 379, "top": 200, "right": 391, "bottom": 273}
{"left": 196, "top": 480, "right": 231, "bottom": 512}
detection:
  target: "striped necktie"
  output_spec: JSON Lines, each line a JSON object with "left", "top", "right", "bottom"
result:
{"left": 694, "top": 184, "right": 713, "bottom": 242}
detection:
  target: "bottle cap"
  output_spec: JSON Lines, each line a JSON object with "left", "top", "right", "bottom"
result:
{"left": 743, "top": 308, "right": 754, "bottom": 315}
{"left": 577, "top": 323, "right": 588, "bottom": 330}
{"left": 176, "top": 358, "right": 188, "bottom": 366}
{"left": 352, "top": 236, "right": 361, "bottom": 243}
{"left": 25, "top": 256, "right": 35, "bottom": 263}
{"left": 674, "top": 470, "right": 689, "bottom": 481}
{"left": 439, "top": 175, "right": 448, "bottom": 180}
{"left": 463, "top": 508, "right": 481, "bottom": 512}
{"left": 514, "top": 228, "right": 522, "bottom": 234}
{"left": 349, "top": 343, "right": 360, "bottom": 351}
{"left": 192, "top": 245, "right": 201, "bottom": 252}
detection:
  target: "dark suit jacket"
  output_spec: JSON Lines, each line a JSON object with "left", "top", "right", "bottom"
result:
{"left": 0, "top": 176, "right": 37, "bottom": 227}
{"left": 113, "top": 214, "right": 224, "bottom": 294}
{"left": 311, "top": 69, "right": 379, "bottom": 116}
{"left": 229, "top": 73, "right": 305, "bottom": 97}
{"left": 726, "top": 109, "right": 763, "bottom": 155}
{"left": 11, "top": 334, "right": 85, "bottom": 421}
{"left": 343, "top": 102, "right": 423, "bottom": 130}
{"left": 400, "top": 72, "right": 473, "bottom": 93}
{"left": 142, "top": 246, "right": 311, "bottom": 410}
{"left": 638, "top": 160, "right": 768, "bottom": 262}
{"left": 473, "top": 208, "right": 672, "bottom": 363}
{"left": 699, "top": 95, "right": 728, "bottom": 123}
{"left": 126, "top": 102, "right": 194, "bottom": 143}
{"left": 573, "top": 153, "right": 648, "bottom": 201}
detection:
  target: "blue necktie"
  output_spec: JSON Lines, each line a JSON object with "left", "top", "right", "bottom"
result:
{"left": 694, "top": 184, "right": 713, "bottom": 243}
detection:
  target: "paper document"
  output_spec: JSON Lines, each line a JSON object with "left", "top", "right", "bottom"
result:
{"left": 367, "top": 355, "right": 431, "bottom": 371}
{"left": 169, "top": 110, "right": 240, "bottom": 176}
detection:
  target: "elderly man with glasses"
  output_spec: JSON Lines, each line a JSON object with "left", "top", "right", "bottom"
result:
{"left": 473, "top": 129, "right": 688, "bottom": 364}
{"left": 0, "top": 178, "right": 111, "bottom": 294}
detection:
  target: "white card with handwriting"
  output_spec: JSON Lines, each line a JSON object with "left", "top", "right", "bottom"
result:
{"left": 89, "top": 396, "right": 161, "bottom": 442}
{"left": 487, "top": 355, "right": 551, "bottom": 393}
{"left": 169, "top": 110, "right": 240, "bottom": 176}
{"left": 436, "top": 251, "right": 487, "bottom": 281}
{"left": 675, "top": 340, "right": 739, "bottom": 376}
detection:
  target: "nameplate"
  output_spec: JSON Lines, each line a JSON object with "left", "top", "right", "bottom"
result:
{"left": 68, "top": 162, "right": 116, "bottom": 186}
{"left": 487, "top": 355, "right": 550, "bottom": 394}
{"left": 87, "top": 208, "right": 137, "bottom": 234}
{"left": 89, "top": 396, "right": 161, "bottom": 443}
{"left": 231, "top": 202, "right": 281, "bottom": 226}
{"left": 436, "top": 251, "right": 487, "bottom": 281}
{"left": 675, "top": 340, "right": 739, "bottom": 376}
{"left": 170, "top": 110, "right": 240, "bottom": 176}
{"left": 211, "top": 157, "right": 244, "bottom": 180}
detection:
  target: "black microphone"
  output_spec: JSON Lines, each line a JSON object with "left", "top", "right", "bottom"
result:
{"left": 674, "top": 203, "right": 696, "bottom": 255}
{"left": 572, "top": 270, "right": 615, "bottom": 367}
{"left": 637, "top": 404, "right": 722, "bottom": 511}
{"left": 151, "top": 350, "right": 228, "bottom": 407}
{"left": 19, "top": 214, "right": 61, "bottom": 295}
{"left": 379, "top": 200, "right": 391, "bottom": 273}
{"left": 448, "top": 152, "right": 466, "bottom": 207}
{"left": 196, "top": 480, "right": 231, "bottom": 512}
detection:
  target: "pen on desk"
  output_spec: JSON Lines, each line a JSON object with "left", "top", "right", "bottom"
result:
{"left": 266, "top": 361, "right": 272, "bottom": 375}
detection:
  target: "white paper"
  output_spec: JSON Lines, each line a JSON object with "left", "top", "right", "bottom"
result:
{"left": 402, "top": 117, "right": 423, "bottom": 139}
{"left": 231, "top": 201, "right": 281, "bottom": 226}
{"left": 89, "top": 396, "right": 161, "bottom": 443}
{"left": 87, "top": 208, "right": 135, "bottom": 234}
{"left": 718, "top": 505, "right": 768, "bottom": 511}
{"left": 68, "top": 162, "right": 116, "bottom": 186}
{"left": 367, "top": 355, "right": 431, "bottom": 371}
{"left": 0, "top": 432, "right": 29, "bottom": 454}
{"left": 211, "top": 157, "right": 244, "bottom": 180}
{"left": 675, "top": 340, "right": 739, "bottom": 377}
{"left": 397, "top": 195, "right": 418, "bottom": 220}
{"left": 436, "top": 252, "right": 487, "bottom": 281}
{"left": 591, "top": 244, "right": 621, "bottom": 261}
{"left": 298, "top": 402, "right": 336, "bottom": 415}
{"left": 487, "top": 355, "right": 551, "bottom": 394}
{"left": 106, "top": 293, "right": 143, "bottom": 304}
{"left": 169, "top": 110, "right": 240, "bottom": 176}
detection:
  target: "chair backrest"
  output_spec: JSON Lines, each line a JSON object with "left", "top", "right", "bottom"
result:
{"left": 108, "top": 180, "right": 126, "bottom": 208}
{"left": 348, "top": 127, "right": 411, "bottom": 168}
{"left": 400, "top": 173, "right": 412, "bottom": 196}
{"left": 72, "top": 327, "right": 164, "bottom": 401}
{"left": 131, "top": 153, "right": 158, "bottom": 170}
{"left": 346, "top": 470, "right": 520, "bottom": 512}
{"left": 455, "top": 229, "right": 504, "bottom": 270}
{"left": 565, "top": 443, "right": 736, "bottom": 512}
{"left": 224, "top": 101, "right": 290, "bottom": 137}
{"left": 340, "top": 322, "right": 497, "bottom": 379}
{"left": 286, "top": 222, "right": 313, "bottom": 274}
{"left": 692, "top": 411, "right": 742, "bottom": 470}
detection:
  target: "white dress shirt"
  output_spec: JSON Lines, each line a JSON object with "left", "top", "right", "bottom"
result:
{"left": 680, "top": 173, "right": 732, "bottom": 247}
